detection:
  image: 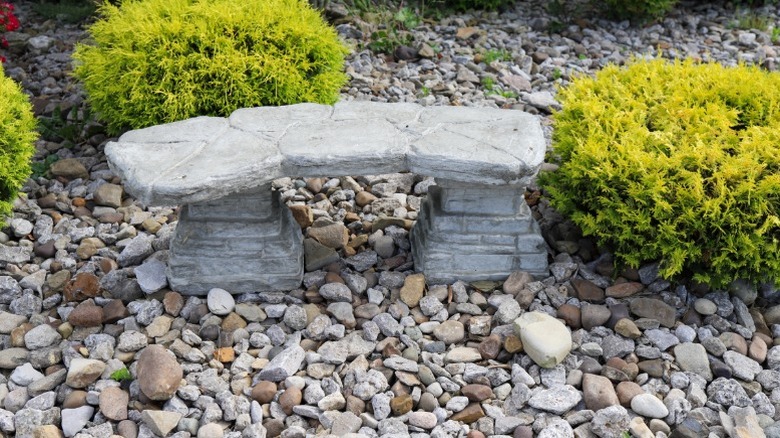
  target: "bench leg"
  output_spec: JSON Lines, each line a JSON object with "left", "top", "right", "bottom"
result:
{"left": 167, "top": 184, "right": 304, "bottom": 295}
{"left": 411, "top": 179, "right": 548, "bottom": 283}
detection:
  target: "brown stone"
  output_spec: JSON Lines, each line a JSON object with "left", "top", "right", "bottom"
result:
{"left": 450, "top": 403, "right": 485, "bottom": 423}
{"left": 637, "top": 359, "right": 665, "bottom": 378}
{"left": 614, "top": 318, "right": 642, "bottom": 339}
{"left": 32, "top": 425, "right": 63, "bottom": 438}
{"left": 355, "top": 191, "right": 377, "bottom": 207}
{"left": 68, "top": 301, "right": 104, "bottom": 327}
{"left": 581, "top": 304, "right": 611, "bottom": 330}
{"left": 467, "top": 431, "right": 486, "bottom": 438}
{"left": 346, "top": 395, "right": 365, "bottom": 417}
{"left": 720, "top": 332, "right": 748, "bottom": 356}
{"left": 478, "top": 334, "right": 502, "bottom": 360}
{"left": 50, "top": 158, "right": 89, "bottom": 180}
{"left": 279, "top": 387, "right": 302, "bottom": 415}
{"left": 251, "top": 381, "right": 277, "bottom": 404}
{"left": 308, "top": 223, "right": 348, "bottom": 249}
{"left": 163, "top": 292, "right": 184, "bottom": 317}
{"left": 502, "top": 271, "right": 534, "bottom": 295}
{"left": 456, "top": 26, "right": 480, "bottom": 40}
{"left": 605, "top": 282, "right": 644, "bottom": 298}
{"left": 136, "top": 345, "right": 183, "bottom": 401}
{"left": 214, "top": 347, "right": 234, "bottom": 363}
{"left": 557, "top": 304, "right": 581, "bottom": 329}
{"left": 99, "top": 386, "right": 129, "bottom": 421}
{"left": 324, "top": 272, "right": 345, "bottom": 284}
{"left": 289, "top": 205, "right": 314, "bottom": 229}
{"left": 141, "top": 218, "right": 162, "bottom": 233}
{"left": 616, "top": 381, "right": 643, "bottom": 407}
{"left": 461, "top": 384, "right": 493, "bottom": 402}
{"left": 102, "top": 300, "right": 129, "bottom": 323}
{"left": 63, "top": 390, "right": 88, "bottom": 409}
{"left": 63, "top": 272, "right": 101, "bottom": 302}
{"left": 11, "top": 323, "right": 32, "bottom": 347}
{"left": 390, "top": 394, "right": 413, "bottom": 415}
{"left": 221, "top": 312, "right": 247, "bottom": 331}
{"left": 749, "top": 336, "right": 768, "bottom": 363}
{"left": 582, "top": 373, "right": 619, "bottom": 411}
{"left": 400, "top": 274, "right": 425, "bottom": 308}
{"left": 571, "top": 279, "right": 605, "bottom": 302}
{"left": 504, "top": 335, "right": 523, "bottom": 354}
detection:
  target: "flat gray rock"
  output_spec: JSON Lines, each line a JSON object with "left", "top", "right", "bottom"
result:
{"left": 107, "top": 101, "right": 545, "bottom": 206}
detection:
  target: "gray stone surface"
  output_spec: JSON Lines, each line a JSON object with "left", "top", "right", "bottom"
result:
{"left": 411, "top": 180, "right": 548, "bottom": 283}
{"left": 108, "top": 102, "right": 547, "bottom": 293}
{"left": 107, "top": 102, "right": 545, "bottom": 206}
{"left": 167, "top": 185, "right": 303, "bottom": 295}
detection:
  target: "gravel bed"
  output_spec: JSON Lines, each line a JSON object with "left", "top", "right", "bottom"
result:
{"left": 0, "top": 1, "right": 780, "bottom": 438}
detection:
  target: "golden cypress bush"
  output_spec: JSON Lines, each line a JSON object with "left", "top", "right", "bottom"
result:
{"left": 541, "top": 59, "right": 780, "bottom": 288}
{"left": 0, "top": 66, "right": 36, "bottom": 227}
{"left": 73, "top": 0, "right": 349, "bottom": 134}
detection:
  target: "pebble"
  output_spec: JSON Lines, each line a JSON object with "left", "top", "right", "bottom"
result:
{"left": 206, "top": 287, "right": 235, "bottom": 315}
{"left": 136, "top": 345, "right": 183, "bottom": 400}
{"left": 514, "top": 311, "right": 572, "bottom": 368}
{"left": 631, "top": 393, "right": 670, "bottom": 419}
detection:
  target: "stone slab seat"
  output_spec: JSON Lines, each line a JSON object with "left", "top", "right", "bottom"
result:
{"left": 106, "top": 101, "right": 549, "bottom": 294}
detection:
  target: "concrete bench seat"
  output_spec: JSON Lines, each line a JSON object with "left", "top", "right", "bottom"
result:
{"left": 106, "top": 101, "right": 549, "bottom": 294}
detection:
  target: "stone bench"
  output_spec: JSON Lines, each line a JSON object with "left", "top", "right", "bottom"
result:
{"left": 105, "top": 101, "right": 548, "bottom": 294}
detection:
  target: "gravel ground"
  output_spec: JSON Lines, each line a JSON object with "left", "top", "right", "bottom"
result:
{"left": 1, "top": 1, "right": 780, "bottom": 438}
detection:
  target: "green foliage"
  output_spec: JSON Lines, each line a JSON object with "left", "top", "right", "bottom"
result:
{"left": 73, "top": 0, "right": 349, "bottom": 134}
{"left": 30, "top": 154, "right": 59, "bottom": 179}
{"left": 481, "top": 76, "right": 517, "bottom": 98}
{"left": 38, "top": 105, "right": 103, "bottom": 148}
{"left": 729, "top": 9, "right": 772, "bottom": 31}
{"left": 444, "top": 0, "right": 513, "bottom": 12}
{"left": 109, "top": 367, "right": 132, "bottom": 382}
{"left": 483, "top": 48, "right": 512, "bottom": 63}
{"left": 32, "top": 0, "right": 96, "bottom": 23}
{"left": 599, "top": 0, "right": 678, "bottom": 20}
{"left": 541, "top": 59, "right": 780, "bottom": 288}
{"left": 361, "top": 6, "right": 419, "bottom": 55}
{"left": 0, "top": 67, "right": 37, "bottom": 227}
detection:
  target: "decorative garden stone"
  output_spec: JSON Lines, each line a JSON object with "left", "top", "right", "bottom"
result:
{"left": 106, "top": 101, "right": 548, "bottom": 294}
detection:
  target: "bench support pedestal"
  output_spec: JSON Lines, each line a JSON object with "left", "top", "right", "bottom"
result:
{"left": 167, "top": 184, "right": 304, "bottom": 295}
{"left": 411, "top": 180, "right": 548, "bottom": 283}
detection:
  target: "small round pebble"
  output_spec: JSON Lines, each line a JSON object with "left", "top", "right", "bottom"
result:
{"left": 207, "top": 288, "right": 235, "bottom": 316}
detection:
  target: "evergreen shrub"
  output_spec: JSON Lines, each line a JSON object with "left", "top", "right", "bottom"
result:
{"left": 0, "top": 66, "right": 36, "bottom": 227}
{"left": 600, "top": 0, "right": 678, "bottom": 19}
{"left": 541, "top": 59, "right": 780, "bottom": 288}
{"left": 73, "top": 0, "right": 349, "bottom": 134}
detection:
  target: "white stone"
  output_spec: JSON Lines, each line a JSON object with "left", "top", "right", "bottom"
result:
{"left": 10, "top": 363, "right": 44, "bottom": 386}
{"left": 207, "top": 288, "right": 235, "bottom": 315}
{"left": 631, "top": 393, "right": 670, "bottom": 419}
{"left": 62, "top": 406, "right": 94, "bottom": 437}
{"left": 514, "top": 311, "right": 572, "bottom": 368}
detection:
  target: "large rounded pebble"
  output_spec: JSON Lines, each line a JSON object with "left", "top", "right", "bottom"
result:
{"left": 514, "top": 311, "right": 572, "bottom": 368}
{"left": 694, "top": 298, "right": 717, "bottom": 315}
{"left": 99, "top": 387, "right": 129, "bottom": 421}
{"left": 631, "top": 393, "right": 669, "bottom": 418}
{"left": 207, "top": 288, "right": 235, "bottom": 315}
{"left": 136, "top": 345, "right": 183, "bottom": 400}
{"left": 66, "top": 358, "right": 105, "bottom": 389}
{"left": 251, "top": 381, "right": 277, "bottom": 404}
{"left": 408, "top": 411, "right": 437, "bottom": 429}
{"left": 433, "top": 320, "right": 465, "bottom": 344}
{"left": 198, "top": 423, "right": 224, "bottom": 438}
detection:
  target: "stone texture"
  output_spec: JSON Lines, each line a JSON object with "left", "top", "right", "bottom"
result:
{"left": 167, "top": 186, "right": 304, "bottom": 294}
{"left": 136, "top": 345, "right": 183, "bottom": 400}
{"left": 65, "top": 358, "right": 105, "bottom": 389}
{"left": 411, "top": 180, "right": 548, "bottom": 283}
{"left": 257, "top": 345, "right": 305, "bottom": 382}
{"left": 513, "top": 311, "right": 572, "bottom": 368}
{"left": 108, "top": 102, "right": 547, "bottom": 292}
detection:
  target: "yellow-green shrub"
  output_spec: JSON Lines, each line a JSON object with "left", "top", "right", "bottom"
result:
{"left": 541, "top": 59, "right": 780, "bottom": 288}
{"left": 73, "top": 0, "right": 349, "bottom": 134}
{"left": 0, "top": 66, "right": 36, "bottom": 227}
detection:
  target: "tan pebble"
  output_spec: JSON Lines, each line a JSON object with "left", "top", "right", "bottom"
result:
{"left": 32, "top": 425, "right": 63, "bottom": 438}
{"left": 614, "top": 318, "right": 642, "bottom": 339}
{"left": 251, "top": 381, "right": 277, "bottom": 404}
